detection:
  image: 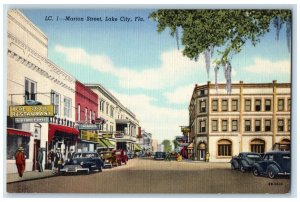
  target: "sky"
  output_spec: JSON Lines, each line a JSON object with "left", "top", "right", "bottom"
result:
{"left": 20, "top": 9, "right": 291, "bottom": 143}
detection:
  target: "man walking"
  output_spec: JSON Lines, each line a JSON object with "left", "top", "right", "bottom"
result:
{"left": 54, "top": 148, "right": 63, "bottom": 175}
{"left": 15, "top": 147, "right": 26, "bottom": 177}
{"left": 48, "top": 149, "right": 55, "bottom": 171}
{"left": 37, "top": 148, "right": 44, "bottom": 172}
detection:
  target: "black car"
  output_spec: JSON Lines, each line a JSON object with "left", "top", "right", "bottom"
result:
{"left": 230, "top": 152, "right": 263, "bottom": 172}
{"left": 252, "top": 151, "right": 291, "bottom": 179}
{"left": 154, "top": 152, "right": 166, "bottom": 160}
{"left": 61, "top": 152, "right": 104, "bottom": 174}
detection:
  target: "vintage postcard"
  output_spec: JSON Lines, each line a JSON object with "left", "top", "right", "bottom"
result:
{"left": 4, "top": 6, "right": 294, "bottom": 195}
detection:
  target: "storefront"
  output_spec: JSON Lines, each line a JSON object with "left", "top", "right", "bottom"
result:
{"left": 6, "top": 128, "right": 33, "bottom": 173}
{"left": 77, "top": 131, "right": 98, "bottom": 152}
{"left": 187, "top": 142, "right": 194, "bottom": 159}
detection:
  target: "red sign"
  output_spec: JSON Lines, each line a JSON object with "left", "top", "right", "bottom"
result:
{"left": 115, "top": 133, "right": 124, "bottom": 138}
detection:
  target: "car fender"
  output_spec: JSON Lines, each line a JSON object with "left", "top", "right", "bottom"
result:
{"left": 267, "top": 164, "right": 280, "bottom": 175}
{"left": 231, "top": 159, "right": 239, "bottom": 169}
{"left": 241, "top": 159, "right": 250, "bottom": 167}
{"left": 253, "top": 163, "right": 263, "bottom": 173}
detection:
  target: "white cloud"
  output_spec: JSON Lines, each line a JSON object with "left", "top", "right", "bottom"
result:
{"left": 55, "top": 45, "right": 205, "bottom": 90}
{"left": 243, "top": 58, "right": 291, "bottom": 74}
{"left": 111, "top": 90, "right": 188, "bottom": 143}
{"left": 164, "top": 84, "right": 195, "bottom": 105}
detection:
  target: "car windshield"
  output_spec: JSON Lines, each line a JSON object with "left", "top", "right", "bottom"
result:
{"left": 247, "top": 154, "right": 261, "bottom": 158}
{"left": 74, "top": 153, "right": 97, "bottom": 158}
{"left": 115, "top": 151, "right": 121, "bottom": 155}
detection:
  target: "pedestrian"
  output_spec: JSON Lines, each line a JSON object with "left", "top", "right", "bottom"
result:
{"left": 37, "top": 148, "right": 44, "bottom": 172}
{"left": 205, "top": 152, "right": 210, "bottom": 162}
{"left": 48, "top": 149, "right": 55, "bottom": 171}
{"left": 15, "top": 147, "right": 26, "bottom": 177}
{"left": 67, "top": 148, "right": 75, "bottom": 162}
{"left": 54, "top": 148, "right": 63, "bottom": 175}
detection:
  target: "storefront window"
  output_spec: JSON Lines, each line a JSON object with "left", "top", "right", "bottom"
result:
{"left": 217, "top": 139, "right": 232, "bottom": 156}
{"left": 7, "top": 135, "right": 30, "bottom": 160}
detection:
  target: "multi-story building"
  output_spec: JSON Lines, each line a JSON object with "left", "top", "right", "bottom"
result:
{"left": 137, "top": 130, "right": 153, "bottom": 152}
{"left": 7, "top": 9, "right": 77, "bottom": 173}
{"left": 189, "top": 81, "right": 291, "bottom": 162}
{"left": 152, "top": 139, "right": 158, "bottom": 152}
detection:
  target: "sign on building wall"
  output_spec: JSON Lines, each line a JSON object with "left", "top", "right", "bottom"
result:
{"left": 15, "top": 117, "right": 49, "bottom": 123}
{"left": 9, "top": 105, "right": 55, "bottom": 118}
{"left": 115, "top": 132, "right": 124, "bottom": 138}
{"left": 78, "top": 124, "right": 100, "bottom": 130}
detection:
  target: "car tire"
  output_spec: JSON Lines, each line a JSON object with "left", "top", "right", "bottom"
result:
{"left": 240, "top": 165, "right": 246, "bottom": 173}
{"left": 268, "top": 169, "right": 276, "bottom": 179}
{"left": 231, "top": 163, "right": 236, "bottom": 170}
{"left": 253, "top": 167, "right": 259, "bottom": 177}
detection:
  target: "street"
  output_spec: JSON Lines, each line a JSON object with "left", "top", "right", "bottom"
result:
{"left": 7, "top": 158, "right": 290, "bottom": 194}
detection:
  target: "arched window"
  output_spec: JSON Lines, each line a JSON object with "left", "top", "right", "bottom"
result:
{"left": 217, "top": 139, "right": 232, "bottom": 156}
{"left": 250, "top": 139, "right": 265, "bottom": 153}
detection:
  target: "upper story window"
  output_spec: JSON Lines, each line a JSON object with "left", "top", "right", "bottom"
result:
{"left": 25, "top": 78, "right": 36, "bottom": 101}
{"left": 212, "top": 120, "right": 218, "bottom": 132}
{"left": 232, "top": 120, "right": 238, "bottom": 132}
{"left": 255, "top": 99, "right": 261, "bottom": 112}
{"left": 212, "top": 99, "right": 218, "bottom": 112}
{"left": 199, "top": 120, "right": 206, "bottom": 133}
{"left": 278, "top": 99, "right": 284, "bottom": 111}
{"left": 89, "top": 110, "right": 92, "bottom": 123}
{"left": 278, "top": 119, "right": 284, "bottom": 132}
{"left": 200, "top": 100, "right": 206, "bottom": 113}
{"left": 265, "top": 99, "right": 271, "bottom": 111}
{"left": 222, "top": 100, "right": 228, "bottom": 111}
{"left": 288, "top": 119, "right": 291, "bottom": 131}
{"left": 222, "top": 120, "right": 228, "bottom": 132}
{"left": 231, "top": 99, "right": 238, "bottom": 111}
{"left": 106, "top": 103, "right": 109, "bottom": 115}
{"left": 92, "top": 111, "right": 96, "bottom": 122}
{"left": 288, "top": 99, "right": 291, "bottom": 111}
{"left": 63, "top": 97, "right": 72, "bottom": 118}
{"left": 51, "top": 90, "right": 60, "bottom": 116}
{"left": 85, "top": 108, "right": 88, "bottom": 122}
{"left": 245, "top": 99, "right": 251, "bottom": 111}
{"left": 110, "top": 106, "right": 114, "bottom": 117}
{"left": 255, "top": 120, "right": 261, "bottom": 132}
{"left": 77, "top": 104, "right": 80, "bottom": 122}
{"left": 265, "top": 120, "right": 271, "bottom": 132}
{"left": 245, "top": 120, "right": 251, "bottom": 132}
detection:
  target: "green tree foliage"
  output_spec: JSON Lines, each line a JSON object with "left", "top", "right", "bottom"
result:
{"left": 172, "top": 139, "right": 179, "bottom": 149}
{"left": 162, "top": 139, "right": 172, "bottom": 152}
{"left": 149, "top": 10, "right": 292, "bottom": 93}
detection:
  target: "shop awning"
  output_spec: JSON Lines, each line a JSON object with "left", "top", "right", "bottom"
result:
{"left": 134, "top": 143, "right": 143, "bottom": 151}
{"left": 7, "top": 128, "right": 32, "bottom": 137}
{"left": 97, "top": 139, "right": 108, "bottom": 149}
{"left": 48, "top": 124, "right": 79, "bottom": 142}
{"left": 187, "top": 142, "right": 194, "bottom": 149}
{"left": 101, "top": 139, "right": 115, "bottom": 148}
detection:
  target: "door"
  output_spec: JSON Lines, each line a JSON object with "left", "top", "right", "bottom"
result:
{"left": 32, "top": 140, "right": 40, "bottom": 171}
{"left": 199, "top": 149, "right": 205, "bottom": 161}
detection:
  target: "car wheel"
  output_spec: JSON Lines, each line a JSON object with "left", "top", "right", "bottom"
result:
{"left": 268, "top": 169, "right": 276, "bottom": 179}
{"left": 85, "top": 170, "right": 90, "bottom": 175}
{"left": 98, "top": 166, "right": 103, "bottom": 172}
{"left": 240, "top": 165, "right": 246, "bottom": 173}
{"left": 253, "top": 168, "right": 259, "bottom": 177}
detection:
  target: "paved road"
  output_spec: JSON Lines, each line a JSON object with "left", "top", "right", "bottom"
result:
{"left": 7, "top": 158, "right": 290, "bottom": 194}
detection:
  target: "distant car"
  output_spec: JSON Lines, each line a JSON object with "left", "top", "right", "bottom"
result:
{"left": 127, "top": 150, "right": 133, "bottom": 159}
{"left": 61, "top": 152, "right": 104, "bottom": 174}
{"left": 230, "top": 152, "right": 263, "bottom": 172}
{"left": 100, "top": 151, "right": 114, "bottom": 168}
{"left": 113, "top": 150, "right": 128, "bottom": 166}
{"left": 154, "top": 152, "right": 166, "bottom": 160}
{"left": 252, "top": 151, "right": 291, "bottom": 179}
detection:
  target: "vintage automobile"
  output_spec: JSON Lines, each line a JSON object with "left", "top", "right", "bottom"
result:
{"left": 154, "top": 152, "right": 166, "bottom": 160}
{"left": 100, "top": 151, "right": 114, "bottom": 168}
{"left": 230, "top": 152, "right": 263, "bottom": 172}
{"left": 252, "top": 151, "right": 291, "bottom": 179}
{"left": 127, "top": 150, "right": 134, "bottom": 159}
{"left": 113, "top": 150, "right": 128, "bottom": 166}
{"left": 61, "top": 152, "right": 104, "bottom": 174}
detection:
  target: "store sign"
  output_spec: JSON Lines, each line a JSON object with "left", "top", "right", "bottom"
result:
{"left": 78, "top": 124, "right": 100, "bottom": 130}
{"left": 15, "top": 117, "right": 49, "bottom": 123}
{"left": 115, "top": 132, "right": 124, "bottom": 138}
{"left": 102, "top": 134, "right": 113, "bottom": 138}
{"left": 9, "top": 105, "right": 54, "bottom": 118}
{"left": 181, "top": 127, "right": 190, "bottom": 134}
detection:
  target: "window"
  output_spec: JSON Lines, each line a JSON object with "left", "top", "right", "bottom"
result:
{"left": 63, "top": 97, "right": 71, "bottom": 118}
{"left": 89, "top": 110, "right": 92, "bottom": 123}
{"left": 212, "top": 99, "right": 218, "bottom": 112}
{"left": 232, "top": 120, "right": 238, "bottom": 132}
{"left": 77, "top": 104, "right": 80, "bottom": 122}
{"left": 99, "top": 100, "right": 103, "bottom": 112}
{"left": 231, "top": 99, "right": 238, "bottom": 111}
{"left": 85, "top": 108, "right": 88, "bottom": 122}
{"left": 278, "top": 119, "right": 284, "bottom": 132}
{"left": 200, "top": 89, "right": 205, "bottom": 95}
{"left": 288, "top": 99, "right": 291, "bottom": 111}
{"left": 51, "top": 91, "right": 60, "bottom": 116}
{"left": 92, "top": 111, "right": 96, "bottom": 122}
{"left": 245, "top": 120, "right": 251, "bottom": 132}
{"left": 199, "top": 120, "right": 206, "bottom": 133}
{"left": 217, "top": 139, "right": 232, "bottom": 156}
{"left": 7, "top": 135, "right": 30, "bottom": 160}
{"left": 278, "top": 99, "right": 284, "bottom": 111}
{"left": 200, "top": 100, "right": 206, "bottom": 113}
{"left": 255, "top": 99, "right": 261, "bottom": 111}
{"left": 255, "top": 120, "right": 261, "bottom": 132}
{"left": 250, "top": 139, "right": 265, "bottom": 153}
{"left": 222, "top": 100, "right": 228, "bottom": 111}
{"left": 222, "top": 120, "right": 228, "bottom": 131}
{"left": 106, "top": 103, "right": 109, "bottom": 115}
{"left": 212, "top": 120, "right": 218, "bottom": 132}
{"left": 288, "top": 119, "right": 291, "bottom": 132}
{"left": 245, "top": 99, "right": 251, "bottom": 111}
{"left": 265, "top": 120, "right": 271, "bottom": 132}
{"left": 110, "top": 106, "right": 114, "bottom": 117}
{"left": 265, "top": 99, "right": 271, "bottom": 111}
{"left": 25, "top": 78, "right": 36, "bottom": 101}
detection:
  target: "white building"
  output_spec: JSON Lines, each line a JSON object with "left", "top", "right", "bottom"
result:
{"left": 137, "top": 130, "right": 153, "bottom": 152}
{"left": 189, "top": 81, "right": 291, "bottom": 162}
{"left": 7, "top": 9, "right": 77, "bottom": 173}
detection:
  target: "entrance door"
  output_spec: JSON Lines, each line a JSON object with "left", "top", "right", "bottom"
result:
{"left": 199, "top": 149, "right": 205, "bottom": 161}
{"left": 32, "top": 140, "right": 40, "bottom": 171}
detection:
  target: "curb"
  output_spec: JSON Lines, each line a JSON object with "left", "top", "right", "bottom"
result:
{"left": 7, "top": 173, "right": 57, "bottom": 184}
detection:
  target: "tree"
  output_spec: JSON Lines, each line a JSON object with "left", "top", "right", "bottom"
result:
{"left": 149, "top": 10, "right": 292, "bottom": 93}
{"left": 172, "top": 139, "right": 179, "bottom": 150}
{"left": 162, "top": 139, "right": 172, "bottom": 152}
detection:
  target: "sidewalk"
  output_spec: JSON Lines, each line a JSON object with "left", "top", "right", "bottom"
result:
{"left": 6, "top": 170, "right": 56, "bottom": 184}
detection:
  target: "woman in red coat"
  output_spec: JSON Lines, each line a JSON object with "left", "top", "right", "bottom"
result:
{"left": 15, "top": 147, "right": 26, "bottom": 177}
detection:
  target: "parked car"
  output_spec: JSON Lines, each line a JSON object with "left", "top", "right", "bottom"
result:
{"left": 252, "top": 151, "right": 291, "bottom": 179}
{"left": 230, "top": 152, "right": 263, "bottom": 172}
{"left": 100, "top": 151, "right": 114, "bottom": 168}
{"left": 113, "top": 150, "right": 128, "bottom": 166}
{"left": 61, "top": 152, "right": 104, "bottom": 175}
{"left": 127, "top": 150, "right": 134, "bottom": 159}
{"left": 154, "top": 152, "right": 166, "bottom": 160}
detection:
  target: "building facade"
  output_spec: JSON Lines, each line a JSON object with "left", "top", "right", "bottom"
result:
{"left": 7, "top": 9, "right": 77, "bottom": 173}
{"left": 189, "top": 81, "right": 291, "bottom": 162}
{"left": 137, "top": 130, "right": 153, "bottom": 153}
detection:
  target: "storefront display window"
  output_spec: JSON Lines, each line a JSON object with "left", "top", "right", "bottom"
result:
{"left": 7, "top": 135, "right": 30, "bottom": 160}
